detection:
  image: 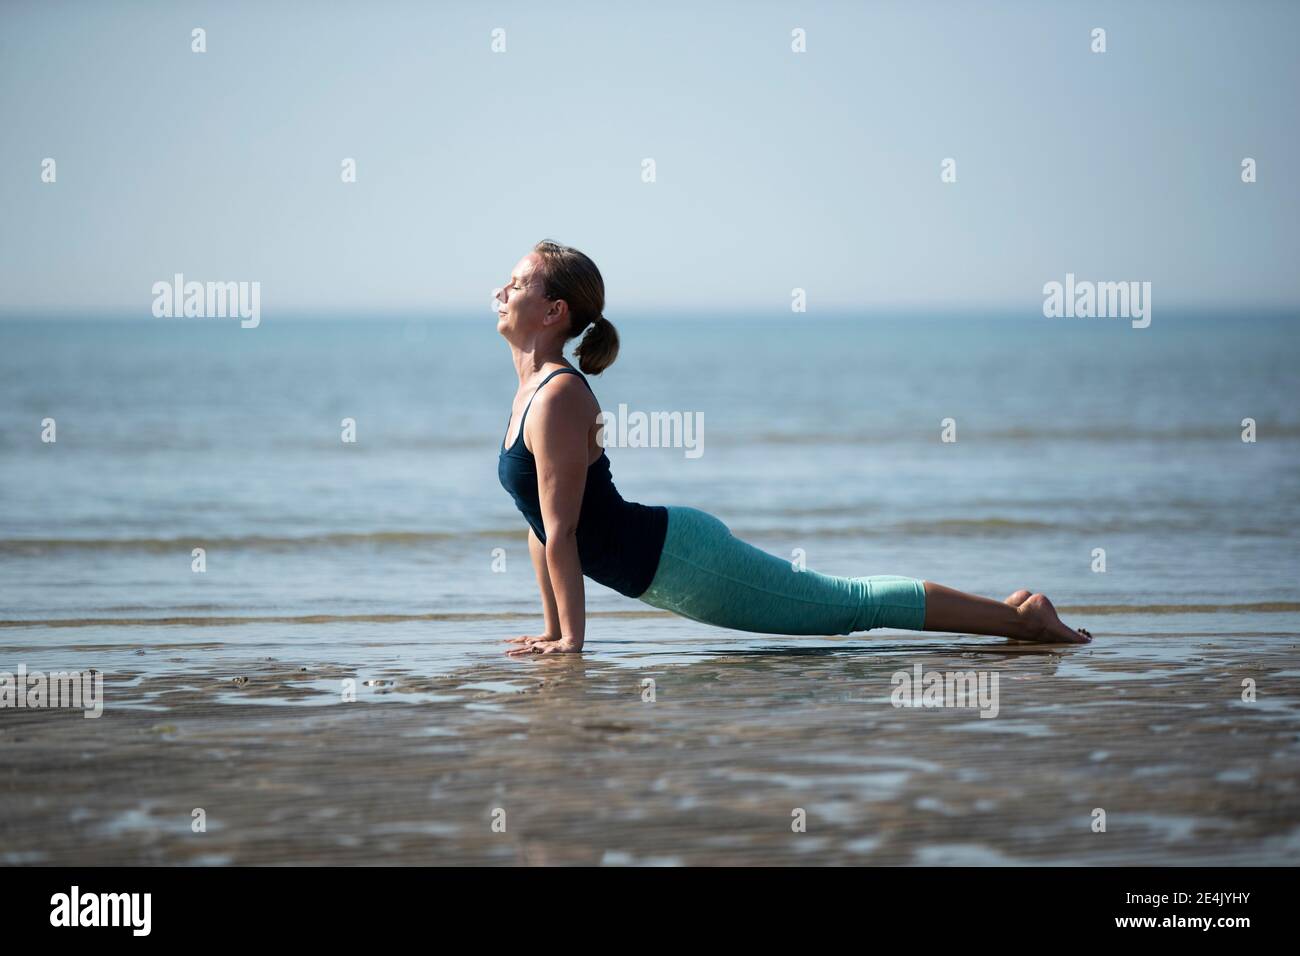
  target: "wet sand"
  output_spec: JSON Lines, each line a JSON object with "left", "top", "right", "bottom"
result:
{"left": 3, "top": 625, "right": 1299, "bottom": 865}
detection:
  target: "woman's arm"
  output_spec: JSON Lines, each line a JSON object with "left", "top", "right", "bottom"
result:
{"left": 506, "top": 378, "right": 593, "bottom": 655}
{"left": 528, "top": 527, "right": 561, "bottom": 637}
{"left": 503, "top": 526, "right": 561, "bottom": 647}
{"left": 501, "top": 527, "right": 560, "bottom": 645}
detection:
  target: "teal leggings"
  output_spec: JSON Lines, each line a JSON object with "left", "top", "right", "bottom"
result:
{"left": 638, "top": 506, "right": 927, "bottom": 635}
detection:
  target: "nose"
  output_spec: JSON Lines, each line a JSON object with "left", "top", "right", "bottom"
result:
{"left": 492, "top": 287, "right": 505, "bottom": 310}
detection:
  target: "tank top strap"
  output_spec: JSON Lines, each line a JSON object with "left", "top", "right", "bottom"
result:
{"left": 515, "top": 366, "right": 591, "bottom": 443}
{"left": 551, "top": 366, "right": 593, "bottom": 391}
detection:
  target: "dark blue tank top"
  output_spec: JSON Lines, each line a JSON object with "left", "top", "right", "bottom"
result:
{"left": 497, "top": 367, "right": 668, "bottom": 598}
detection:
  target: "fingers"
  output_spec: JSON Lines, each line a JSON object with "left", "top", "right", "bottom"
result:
{"left": 505, "top": 639, "right": 546, "bottom": 656}
{"left": 504, "top": 639, "right": 582, "bottom": 657}
{"left": 502, "top": 634, "right": 552, "bottom": 644}
{"left": 537, "top": 641, "right": 579, "bottom": 654}
{"left": 505, "top": 637, "right": 551, "bottom": 657}
{"left": 536, "top": 641, "right": 583, "bottom": 654}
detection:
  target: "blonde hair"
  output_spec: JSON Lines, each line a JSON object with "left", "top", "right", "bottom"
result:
{"left": 532, "top": 239, "right": 620, "bottom": 374}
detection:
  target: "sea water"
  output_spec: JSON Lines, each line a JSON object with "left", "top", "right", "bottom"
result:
{"left": 1, "top": 312, "right": 1297, "bottom": 684}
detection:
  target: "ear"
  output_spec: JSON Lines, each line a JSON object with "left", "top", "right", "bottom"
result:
{"left": 545, "top": 298, "right": 568, "bottom": 327}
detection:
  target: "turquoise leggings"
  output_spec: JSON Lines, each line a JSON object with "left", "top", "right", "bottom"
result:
{"left": 638, "top": 506, "right": 927, "bottom": 635}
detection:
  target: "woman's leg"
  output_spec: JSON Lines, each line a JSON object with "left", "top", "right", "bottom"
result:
{"left": 639, "top": 508, "right": 1090, "bottom": 643}
{"left": 922, "top": 582, "right": 1091, "bottom": 644}
{"left": 640, "top": 507, "right": 924, "bottom": 636}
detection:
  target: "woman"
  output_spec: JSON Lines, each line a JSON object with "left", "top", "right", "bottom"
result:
{"left": 497, "top": 240, "right": 1092, "bottom": 656}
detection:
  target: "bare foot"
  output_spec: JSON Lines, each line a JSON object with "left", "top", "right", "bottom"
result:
{"left": 1014, "top": 593, "right": 1091, "bottom": 644}
{"left": 1005, "top": 589, "right": 1033, "bottom": 607}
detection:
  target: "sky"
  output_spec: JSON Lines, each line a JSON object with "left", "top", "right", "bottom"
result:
{"left": 1, "top": 0, "right": 1297, "bottom": 316}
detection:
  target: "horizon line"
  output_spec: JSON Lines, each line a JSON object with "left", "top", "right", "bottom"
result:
{"left": 1, "top": 303, "right": 1296, "bottom": 321}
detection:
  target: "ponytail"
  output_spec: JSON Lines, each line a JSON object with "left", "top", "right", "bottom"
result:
{"left": 575, "top": 315, "right": 619, "bottom": 375}
{"left": 532, "top": 238, "right": 620, "bottom": 374}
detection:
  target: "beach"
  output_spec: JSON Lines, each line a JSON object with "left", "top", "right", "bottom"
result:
{"left": 3, "top": 0, "right": 1299, "bottom": 881}
{"left": 2, "top": 314, "right": 1298, "bottom": 865}
{"left": 3, "top": 614, "right": 1298, "bottom": 865}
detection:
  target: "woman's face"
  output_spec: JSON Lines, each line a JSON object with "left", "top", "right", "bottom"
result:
{"left": 494, "top": 253, "right": 559, "bottom": 339}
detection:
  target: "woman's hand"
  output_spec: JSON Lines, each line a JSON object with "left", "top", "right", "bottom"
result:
{"left": 505, "top": 636, "right": 583, "bottom": 657}
{"left": 503, "top": 633, "right": 557, "bottom": 645}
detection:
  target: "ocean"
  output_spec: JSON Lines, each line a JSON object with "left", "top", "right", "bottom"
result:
{"left": 1, "top": 312, "right": 1298, "bottom": 699}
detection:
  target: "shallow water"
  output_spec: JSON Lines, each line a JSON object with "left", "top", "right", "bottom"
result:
{"left": 1, "top": 312, "right": 1297, "bottom": 678}
{"left": 2, "top": 311, "right": 1299, "bottom": 865}
{"left": 2, "top": 624, "right": 1297, "bottom": 865}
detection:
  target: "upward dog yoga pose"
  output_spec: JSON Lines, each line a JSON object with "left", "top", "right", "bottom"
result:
{"left": 497, "top": 240, "right": 1093, "bottom": 656}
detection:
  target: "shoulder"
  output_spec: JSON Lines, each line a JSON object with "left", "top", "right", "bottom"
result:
{"left": 525, "top": 369, "right": 595, "bottom": 437}
{"left": 533, "top": 369, "right": 596, "bottom": 416}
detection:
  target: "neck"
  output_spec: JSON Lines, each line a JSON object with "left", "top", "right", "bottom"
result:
{"left": 509, "top": 335, "right": 567, "bottom": 385}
